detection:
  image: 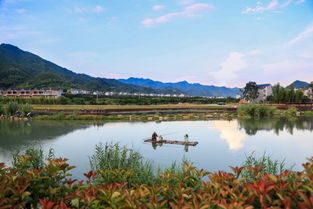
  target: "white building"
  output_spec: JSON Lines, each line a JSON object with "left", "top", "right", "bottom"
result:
{"left": 304, "top": 87, "right": 313, "bottom": 101}
{"left": 254, "top": 84, "right": 273, "bottom": 103}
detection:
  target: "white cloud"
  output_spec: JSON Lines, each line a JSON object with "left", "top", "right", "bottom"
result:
{"left": 142, "top": 3, "right": 214, "bottom": 27}
{"left": 209, "top": 50, "right": 261, "bottom": 86}
{"left": 210, "top": 52, "right": 247, "bottom": 86}
{"left": 178, "top": 0, "right": 194, "bottom": 5}
{"left": 71, "top": 5, "right": 105, "bottom": 14}
{"left": 242, "top": 0, "right": 305, "bottom": 14}
{"left": 93, "top": 5, "right": 105, "bottom": 13}
{"left": 288, "top": 24, "right": 313, "bottom": 46}
{"left": 153, "top": 5, "right": 165, "bottom": 11}
{"left": 209, "top": 121, "right": 246, "bottom": 151}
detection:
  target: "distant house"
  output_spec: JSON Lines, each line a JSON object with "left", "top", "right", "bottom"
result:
{"left": 304, "top": 87, "right": 313, "bottom": 101}
{"left": 254, "top": 84, "right": 273, "bottom": 103}
{"left": 1, "top": 89, "right": 62, "bottom": 98}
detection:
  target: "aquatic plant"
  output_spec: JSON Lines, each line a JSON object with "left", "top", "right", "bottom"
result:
{"left": 241, "top": 152, "right": 291, "bottom": 182}
{"left": 89, "top": 142, "right": 155, "bottom": 185}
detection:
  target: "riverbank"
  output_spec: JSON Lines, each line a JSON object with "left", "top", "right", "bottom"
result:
{"left": 1, "top": 103, "right": 313, "bottom": 121}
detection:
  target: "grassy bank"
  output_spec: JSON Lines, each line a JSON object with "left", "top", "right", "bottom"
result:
{"left": 34, "top": 112, "right": 236, "bottom": 121}
{"left": 1, "top": 145, "right": 312, "bottom": 208}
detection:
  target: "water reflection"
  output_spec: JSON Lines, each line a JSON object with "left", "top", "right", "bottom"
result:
{"left": 0, "top": 117, "right": 312, "bottom": 177}
{"left": 209, "top": 121, "right": 246, "bottom": 151}
{"left": 238, "top": 117, "right": 313, "bottom": 136}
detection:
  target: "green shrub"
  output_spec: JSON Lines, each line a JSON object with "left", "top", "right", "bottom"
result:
{"left": 0, "top": 104, "right": 4, "bottom": 115}
{"left": 238, "top": 104, "right": 277, "bottom": 118}
{"left": 5, "top": 102, "right": 20, "bottom": 116}
{"left": 0, "top": 150, "right": 312, "bottom": 209}
{"left": 12, "top": 147, "right": 54, "bottom": 170}
{"left": 285, "top": 106, "right": 297, "bottom": 117}
{"left": 22, "top": 103, "right": 33, "bottom": 117}
{"left": 89, "top": 143, "right": 155, "bottom": 185}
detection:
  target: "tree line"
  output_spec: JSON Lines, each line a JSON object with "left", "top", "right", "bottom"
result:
{"left": 242, "top": 82, "right": 312, "bottom": 103}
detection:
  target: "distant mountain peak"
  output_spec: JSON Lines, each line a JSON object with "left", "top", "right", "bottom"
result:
{"left": 119, "top": 77, "right": 240, "bottom": 97}
{"left": 0, "top": 44, "right": 176, "bottom": 94}
{"left": 287, "top": 80, "right": 309, "bottom": 89}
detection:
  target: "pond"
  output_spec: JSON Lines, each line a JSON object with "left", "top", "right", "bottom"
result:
{"left": 0, "top": 117, "right": 313, "bottom": 179}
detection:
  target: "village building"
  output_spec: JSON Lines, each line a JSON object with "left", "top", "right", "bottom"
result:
{"left": 304, "top": 87, "right": 313, "bottom": 101}
{"left": 254, "top": 84, "right": 273, "bottom": 103}
{"left": 0, "top": 89, "right": 62, "bottom": 98}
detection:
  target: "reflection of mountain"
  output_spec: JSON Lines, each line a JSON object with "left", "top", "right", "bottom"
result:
{"left": 238, "top": 117, "right": 313, "bottom": 136}
{"left": 0, "top": 120, "right": 92, "bottom": 149}
{"left": 209, "top": 121, "right": 246, "bottom": 151}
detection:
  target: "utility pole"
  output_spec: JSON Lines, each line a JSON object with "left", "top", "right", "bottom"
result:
{"left": 96, "top": 91, "right": 99, "bottom": 104}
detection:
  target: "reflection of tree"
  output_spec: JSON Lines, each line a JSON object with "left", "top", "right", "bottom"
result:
{"left": 238, "top": 117, "right": 313, "bottom": 136}
{"left": 0, "top": 120, "right": 94, "bottom": 149}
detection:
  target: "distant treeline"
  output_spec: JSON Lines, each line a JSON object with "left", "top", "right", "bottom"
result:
{"left": 267, "top": 85, "right": 310, "bottom": 103}
{"left": 0, "top": 95, "right": 239, "bottom": 105}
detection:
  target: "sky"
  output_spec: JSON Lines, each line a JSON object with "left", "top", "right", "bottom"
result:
{"left": 0, "top": 0, "right": 313, "bottom": 87}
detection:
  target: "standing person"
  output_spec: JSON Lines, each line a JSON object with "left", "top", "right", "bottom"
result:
{"left": 184, "top": 134, "right": 189, "bottom": 142}
{"left": 152, "top": 132, "right": 158, "bottom": 142}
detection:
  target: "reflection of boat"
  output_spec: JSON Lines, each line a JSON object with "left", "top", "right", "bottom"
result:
{"left": 144, "top": 139, "right": 198, "bottom": 146}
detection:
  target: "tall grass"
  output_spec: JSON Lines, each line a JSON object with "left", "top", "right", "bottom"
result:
{"left": 89, "top": 143, "right": 155, "bottom": 185}
{"left": 22, "top": 103, "right": 32, "bottom": 116}
{"left": 241, "top": 152, "right": 290, "bottom": 181}
{"left": 237, "top": 104, "right": 277, "bottom": 118}
{"left": 6, "top": 102, "right": 20, "bottom": 116}
{"left": 0, "top": 104, "right": 4, "bottom": 115}
{"left": 12, "top": 147, "right": 54, "bottom": 170}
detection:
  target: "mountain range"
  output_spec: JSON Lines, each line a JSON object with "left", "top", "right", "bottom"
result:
{"left": 0, "top": 43, "right": 310, "bottom": 97}
{"left": 0, "top": 44, "right": 175, "bottom": 94}
{"left": 119, "top": 78, "right": 241, "bottom": 97}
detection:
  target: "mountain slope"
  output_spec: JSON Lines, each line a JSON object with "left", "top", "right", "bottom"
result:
{"left": 286, "top": 80, "right": 309, "bottom": 89}
{"left": 119, "top": 77, "right": 241, "bottom": 97}
{"left": 0, "top": 44, "right": 176, "bottom": 93}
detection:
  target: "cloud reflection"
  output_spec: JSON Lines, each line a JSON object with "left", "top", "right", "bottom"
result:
{"left": 210, "top": 121, "right": 246, "bottom": 151}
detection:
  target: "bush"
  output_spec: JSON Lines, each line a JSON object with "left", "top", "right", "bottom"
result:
{"left": 5, "top": 102, "right": 20, "bottom": 116}
{"left": 0, "top": 150, "right": 312, "bottom": 208}
{"left": 286, "top": 106, "right": 298, "bottom": 117}
{"left": 22, "top": 103, "right": 33, "bottom": 117}
{"left": 238, "top": 104, "right": 277, "bottom": 118}
{"left": 0, "top": 104, "right": 4, "bottom": 115}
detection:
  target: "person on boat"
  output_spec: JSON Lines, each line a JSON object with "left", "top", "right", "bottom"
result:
{"left": 157, "top": 135, "right": 163, "bottom": 142}
{"left": 152, "top": 132, "right": 158, "bottom": 142}
{"left": 184, "top": 134, "right": 189, "bottom": 142}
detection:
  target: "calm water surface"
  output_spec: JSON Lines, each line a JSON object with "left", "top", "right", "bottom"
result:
{"left": 0, "top": 117, "right": 313, "bottom": 178}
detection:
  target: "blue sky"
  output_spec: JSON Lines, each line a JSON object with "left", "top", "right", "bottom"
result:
{"left": 0, "top": 0, "right": 312, "bottom": 87}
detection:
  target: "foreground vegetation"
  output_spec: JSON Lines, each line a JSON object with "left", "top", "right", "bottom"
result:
{"left": 1, "top": 145, "right": 313, "bottom": 208}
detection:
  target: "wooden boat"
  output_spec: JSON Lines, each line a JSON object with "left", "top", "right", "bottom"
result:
{"left": 144, "top": 139, "right": 198, "bottom": 146}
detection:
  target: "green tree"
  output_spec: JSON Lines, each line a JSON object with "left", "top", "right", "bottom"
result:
{"left": 242, "top": 82, "right": 259, "bottom": 102}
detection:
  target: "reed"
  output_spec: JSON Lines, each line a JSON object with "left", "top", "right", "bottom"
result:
{"left": 89, "top": 142, "right": 155, "bottom": 185}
